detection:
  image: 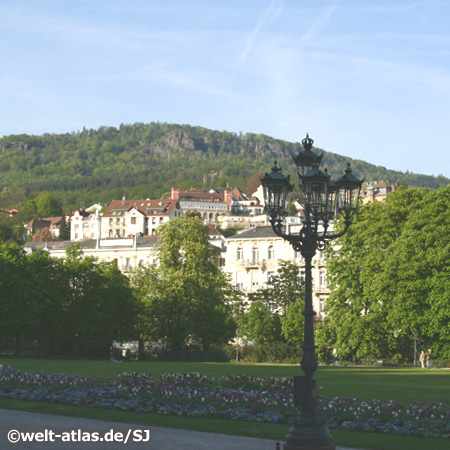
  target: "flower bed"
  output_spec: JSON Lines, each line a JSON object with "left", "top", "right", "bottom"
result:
{"left": 0, "top": 365, "right": 448, "bottom": 438}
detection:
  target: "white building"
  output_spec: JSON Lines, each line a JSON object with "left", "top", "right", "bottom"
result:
{"left": 224, "top": 226, "right": 330, "bottom": 317}
{"left": 170, "top": 188, "right": 233, "bottom": 224}
{"left": 70, "top": 209, "right": 101, "bottom": 241}
{"left": 101, "top": 198, "right": 183, "bottom": 238}
{"left": 24, "top": 225, "right": 225, "bottom": 274}
{"left": 24, "top": 236, "right": 161, "bottom": 273}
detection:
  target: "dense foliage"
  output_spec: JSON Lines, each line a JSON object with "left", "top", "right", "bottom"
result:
{"left": 238, "top": 261, "right": 305, "bottom": 362}
{"left": 317, "top": 185, "right": 450, "bottom": 363}
{"left": 0, "top": 243, "right": 139, "bottom": 356}
{"left": 131, "top": 216, "right": 238, "bottom": 352}
{"left": 0, "top": 218, "right": 239, "bottom": 358}
{"left": 1, "top": 122, "right": 448, "bottom": 233}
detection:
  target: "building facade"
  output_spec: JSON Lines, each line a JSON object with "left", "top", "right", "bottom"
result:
{"left": 101, "top": 198, "right": 183, "bottom": 238}
{"left": 170, "top": 188, "right": 232, "bottom": 224}
{"left": 23, "top": 216, "right": 62, "bottom": 239}
{"left": 362, "top": 181, "right": 398, "bottom": 204}
{"left": 70, "top": 209, "right": 101, "bottom": 241}
{"left": 24, "top": 236, "right": 161, "bottom": 273}
{"left": 224, "top": 226, "right": 330, "bottom": 317}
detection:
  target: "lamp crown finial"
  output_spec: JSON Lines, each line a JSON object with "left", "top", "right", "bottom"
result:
{"left": 272, "top": 160, "right": 281, "bottom": 173}
{"left": 302, "top": 133, "right": 314, "bottom": 151}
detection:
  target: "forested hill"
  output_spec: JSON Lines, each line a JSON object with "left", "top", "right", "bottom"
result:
{"left": 1, "top": 122, "right": 448, "bottom": 213}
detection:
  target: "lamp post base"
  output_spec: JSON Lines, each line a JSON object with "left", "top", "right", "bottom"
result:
{"left": 282, "top": 424, "right": 335, "bottom": 450}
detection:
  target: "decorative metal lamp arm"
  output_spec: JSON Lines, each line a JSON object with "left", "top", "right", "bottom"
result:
{"left": 261, "top": 135, "right": 363, "bottom": 450}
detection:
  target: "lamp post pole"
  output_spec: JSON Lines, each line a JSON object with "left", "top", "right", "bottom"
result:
{"left": 261, "top": 135, "right": 363, "bottom": 450}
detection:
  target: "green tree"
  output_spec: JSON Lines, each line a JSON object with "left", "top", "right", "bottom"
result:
{"left": 63, "top": 244, "right": 138, "bottom": 356}
{"left": 288, "top": 201, "right": 299, "bottom": 216}
{"left": 59, "top": 214, "right": 71, "bottom": 241}
{"left": 132, "top": 216, "right": 237, "bottom": 352}
{"left": 383, "top": 185, "right": 450, "bottom": 360}
{"left": 0, "top": 244, "right": 37, "bottom": 354}
{"left": 94, "top": 261, "right": 141, "bottom": 357}
{"left": 219, "top": 225, "right": 244, "bottom": 238}
{"left": 281, "top": 300, "right": 305, "bottom": 348}
{"left": 36, "top": 193, "right": 62, "bottom": 217}
{"left": 316, "top": 187, "right": 446, "bottom": 363}
{"left": 251, "top": 260, "right": 304, "bottom": 315}
{"left": 27, "top": 251, "right": 68, "bottom": 355}
{"left": 241, "top": 260, "right": 304, "bottom": 346}
{"left": 239, "top": 300, "right": 280, "bottom": 344}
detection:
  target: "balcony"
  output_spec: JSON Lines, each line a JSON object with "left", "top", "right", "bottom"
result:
{"left": 238, "top": 259, "right": 267, "bottom": 271}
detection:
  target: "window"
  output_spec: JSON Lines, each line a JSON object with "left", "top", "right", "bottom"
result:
{"left": 252, "top": 246, "right": 259, "bottom": 264}
{"left": 131, "top": 217, "right": 136, "bottom": 225}
{"left": 268, "top": 245, "right": 274, "bottom": 260}
{"left": 251, "top": 270, "right": 259, "bottom": 287}
{"left": 237, "top": 246, "right": 243, "bottom": 260}
{"left": 320, "top": 271, "right": 328, "bottom": 288}
{"left": 320, "top": 299, "right": 326, "bottom": 313}
{"left": 236, "top": 272, "right": 244, "bottom": 290}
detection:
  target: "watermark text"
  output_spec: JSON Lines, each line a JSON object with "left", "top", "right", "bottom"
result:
{"left": 7, "top": 428, "right": 150, "bottom": 444}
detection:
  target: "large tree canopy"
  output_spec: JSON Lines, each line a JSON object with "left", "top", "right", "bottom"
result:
{"left": 131, "top": 216, "right": 237, "bottom": 351}
{"left": 317, "top": 186, "right": 450, "bottom": 362}
{"left": 0, "top": 243, "right": 138, "bottom": 356}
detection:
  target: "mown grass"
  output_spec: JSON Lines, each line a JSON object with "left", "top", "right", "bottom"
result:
{"left": 2, "top": 357, "right": 449, "bottom": 404}
{"left": 1, "top": 357, "right": 449, "bottom": 450}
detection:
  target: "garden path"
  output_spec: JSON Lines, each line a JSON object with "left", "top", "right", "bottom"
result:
{"left": 0, "top": 409, "right": 356, "bottom": 450}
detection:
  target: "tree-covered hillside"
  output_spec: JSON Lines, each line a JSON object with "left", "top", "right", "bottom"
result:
{"left": 1, "top": 122, "right": 448, "bottom": 217}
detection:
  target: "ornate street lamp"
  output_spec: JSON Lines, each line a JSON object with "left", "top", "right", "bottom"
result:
{"left": 261, "top": 134, "right": 363, "bottom": 450}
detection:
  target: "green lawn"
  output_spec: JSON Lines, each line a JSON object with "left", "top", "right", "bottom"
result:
{"left": 1, "top": 357, "right": 449, "bottom": 450}
{"left": 1, "top": 357, "right": 449, "bottom": 405}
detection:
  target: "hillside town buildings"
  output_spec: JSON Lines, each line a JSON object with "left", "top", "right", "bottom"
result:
{"left": 101, "top": 198, "right": 183, "bottom": 238}
{"left": 170, "top": 187, "right": 232, "bottom": 223}
{"left": 22, "top": 181, "right": 395, "bottom": 314}
{"left": 24, "top": 236, "right": 161, "bottom": 273}
{"left": 361, "top": 181, "right": 398, "bottom": 203}
{"left": 23, "top": 216, "right": 62, "bottom": 239}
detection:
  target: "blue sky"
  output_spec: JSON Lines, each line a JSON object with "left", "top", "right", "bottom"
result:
{"left": 1, "top": 0, "right": 450, "bottom": 177}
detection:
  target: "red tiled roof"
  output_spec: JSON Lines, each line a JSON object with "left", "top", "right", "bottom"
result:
{"left": 24, "top": 217, "right": 62, "bottom": 229}
{"left": 206, "top": 223, "right": 224, "bottom": 237}
{"left": 178, "top": 191, "right": 225, "bottom": 201}
{"left": 103, "top": 199, "right": 178, "bottom": 217}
